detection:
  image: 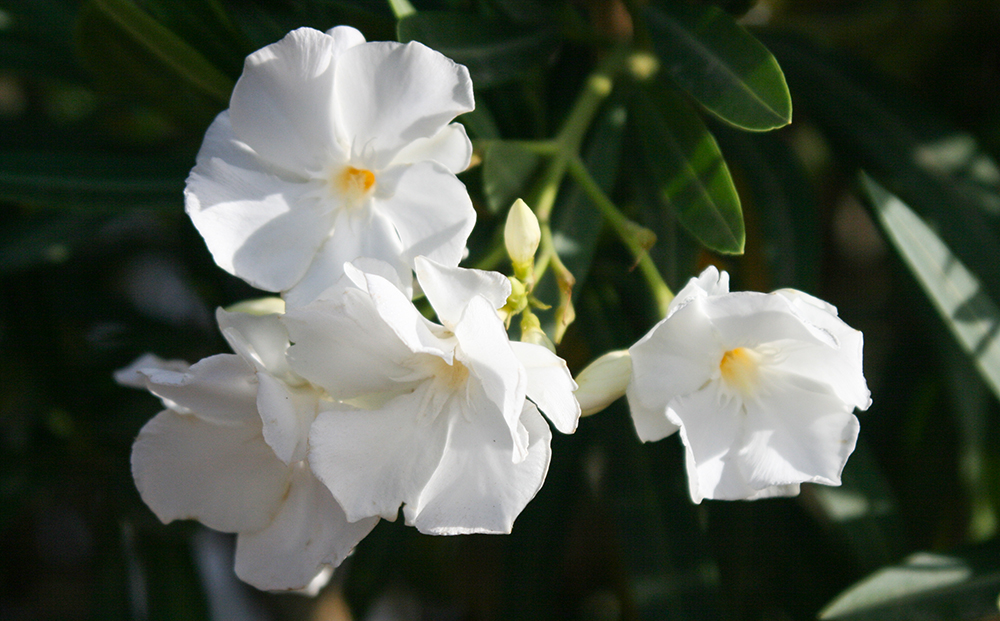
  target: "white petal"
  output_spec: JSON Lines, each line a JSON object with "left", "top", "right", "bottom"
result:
{"left": 334, "top": 41, "right": 474, "bottom": 168}
{"left": 216, "top": 308, "right": 290, "bottom": 376}
{"left": 282, "top": 207, "right": 406, "bottom": 308}
{"left": 390, "top": 123, "right": 473, "bottom": 174}
{"left": 453, "top": 296, "right": 528, "bottom": 460}
{"left": 669, "top": 385, "right": 748, "bottom": 503}
{"left": 376, "top": 164, "right": 476, "bottom": 280}
{"left": 365, "top": 270, "right": 453, "bottom": 358}
{"left": 705, "top": 292, "right": 835, "bottom": 349}
{"left": 115, "top": 353, "right": 189, "bottom": 389}
{"left": 667, "top": 265, "right": 729, "bottom": 317}
{"left": 414, "top": 257, "right": 510, "bottom": 329}
{"left": 306, "top": 257, "right": 410, "bottom": 306}
{"left": 256, "top": 374, "right": 319, "bottom": 464}
{"left": 139, "top": 354, "right": 257, "bottom": 425}
{"left": 510, "top": 341, "right": 580, "bottom": 433}
{"left": 628, "top": 297, "right": 723, "bottom": 413}
{"left": 229, "top": 27, "right": 346, "bottom": 172}
{"left": 773, "top": 290, "right": 871, "bottom": 411}
{"left": 234, "top": 466, "right": 377, "bottom": 591}
{"left": 283, "top": 294, "right": 413, "bottom": 398}
{"left": 308, "top": 393, "right": 450, "bottom": 522}
{"left": 185, "top": 129, "right": 332, "bottom": 292}
{"left": 738, "top": 373, "right": 860, "bottom": 490}
{"left": 624, "top": 390, "right": 680, "bottom": 443}
{"left": 406, "top": 401, "right": 551, "bottom": 534}
{"left": 131, "top": 410, "right": 290, "bottom": 532}
{"left": 324, "top": 25, "right": 367, "bottom": 49}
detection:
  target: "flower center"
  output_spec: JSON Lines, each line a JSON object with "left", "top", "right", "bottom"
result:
{"left": 333, "top": 165, "right": 376, "bottom": 204}
{"left": 427, "top": 355, "right": 470, "bottom": 393}
{"left": 719, "top": 347, "right": 761, "bottom": 397}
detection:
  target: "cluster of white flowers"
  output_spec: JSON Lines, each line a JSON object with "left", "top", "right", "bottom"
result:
{"left": 122, "top": 26, "right": 579, "bottom": 592}
{"left": 121, "top": 24, "right": 869, "bottom": 593}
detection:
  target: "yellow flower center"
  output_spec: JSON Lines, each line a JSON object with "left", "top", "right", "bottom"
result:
{"left": 334, "top": 165, "right": 376, "bottom": 203}
{"left": 719, "top": 347, "right": 761, "bottom": 397}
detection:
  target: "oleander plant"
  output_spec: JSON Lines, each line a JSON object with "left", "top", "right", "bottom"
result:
{"left": 4, "top": 1, "right": 1000, "bottom": 620}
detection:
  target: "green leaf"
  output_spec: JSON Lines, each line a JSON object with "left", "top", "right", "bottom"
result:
{"left": 397, "top": 12, "right": 558, "bottom": 88}
{"left": 820, "top": 539, "right": 1000, "bottom": 620}
{"left": 136, "top": 0, "right": 249, "bottom": 78}
{"left": 74, "top": 0, "right": 234, "bottom": 127}
{"left": 762, "top": 33, "right": 1000, "bottom": 305}
{"left": 644, "top": 4, "right": 791, "bottom": 131}
{"left": 481, "top": 141, "right": 542, "bottom": 214}
{"left": 863, "top": 175, "right": 1000, "bottom": 404}
{"left": 0, "top": 149, "right": 191, "bottom": 211}
{"left": 633, "top": 86, "right": 744, "bottom": 255}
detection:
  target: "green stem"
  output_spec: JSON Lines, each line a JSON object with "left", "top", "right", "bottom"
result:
{"left": 554, "top": 47, "right": 628, "bottom": 154}
{"left": 530, "top": 47, "right": 629, "bottom": 280}
{"left": 472, "top": 139, "right": 560, "bottom": 156}
{"left": 566, "top": 154, "right": 674, "bottom": 317}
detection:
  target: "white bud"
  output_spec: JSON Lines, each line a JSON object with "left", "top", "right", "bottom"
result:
{"left": 504, "top": 199, "right": 541, "bottom": 270}
{"left": 574, "top": 350, "right": 631, "bottom": 416}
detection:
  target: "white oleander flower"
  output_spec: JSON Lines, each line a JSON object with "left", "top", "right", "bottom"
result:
{"left": 186, "top": 26, "right": 477, "bottom": 307}
{"left": 120, "top": 309, "right": 377, "bottom": 591}
{"left": 281, "top": 257, "right": 580, "bottom": 534}
{"left": 626, "top": 267, "right": 871, "bottom": 503}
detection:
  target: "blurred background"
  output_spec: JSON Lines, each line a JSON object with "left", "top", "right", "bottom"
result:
{"left": 4, "top": 0, "right": 1000, "bottom": 619}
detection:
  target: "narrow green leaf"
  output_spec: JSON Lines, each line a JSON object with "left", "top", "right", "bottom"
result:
{"left": 0, "top": 149, "right": 191, "bottom": 211}
{"left": 820, "top": 539, "right": 1000, "bottom": 620}
{"left": 74, "top": 0, "right": 234, "bottom": 127}
{"left": 482, "top": 141, "right": 542, "bottom": 214}
{"left": 633, "top": 86, "right": 744, "bottom": 255}
{"left": 763, "top": 33, "right": 1000, "bottom": 304}
{"left": 87, "top": 0, "right": 234, "bottom": 102}
{"left": 863, "top": 175, "right": 1000, "bottom": 403}
{"left": 137, "top": 0, "right": 250, "bottom": 78}
{"left": 397, "top": 12, "right": 558, "bottom": 87}
{"left": 644, "top": 4, "right": 791, "bottom": 131}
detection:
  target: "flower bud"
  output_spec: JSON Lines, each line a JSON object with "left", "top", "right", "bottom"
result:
{"left": 505, "top": 199, "right": 541, "bottom": 275}
{"left": 225, "top": 296, "right": 286, "bottom": 315}
{"left": 574, "top": 350, "right": 631, "bottom": 416}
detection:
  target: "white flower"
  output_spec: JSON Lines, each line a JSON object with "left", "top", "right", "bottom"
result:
{"left": 122, "top": 309, "right": 377, "bottom": 591}
{"left": 281, "top": 257, "right": 580, "bottom": 534}
{"left": 185, "top": 26, "right": 477, "bottom": 306}
{"left": 626, "top": 266, "right": 871, "bottom": 503}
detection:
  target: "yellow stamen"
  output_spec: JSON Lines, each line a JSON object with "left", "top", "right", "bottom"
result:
{"left": 335, "top": 166, "right": 376, "bottom": 200}
{"left": 719, "top": 347, "right": 761, "bottom": 396}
